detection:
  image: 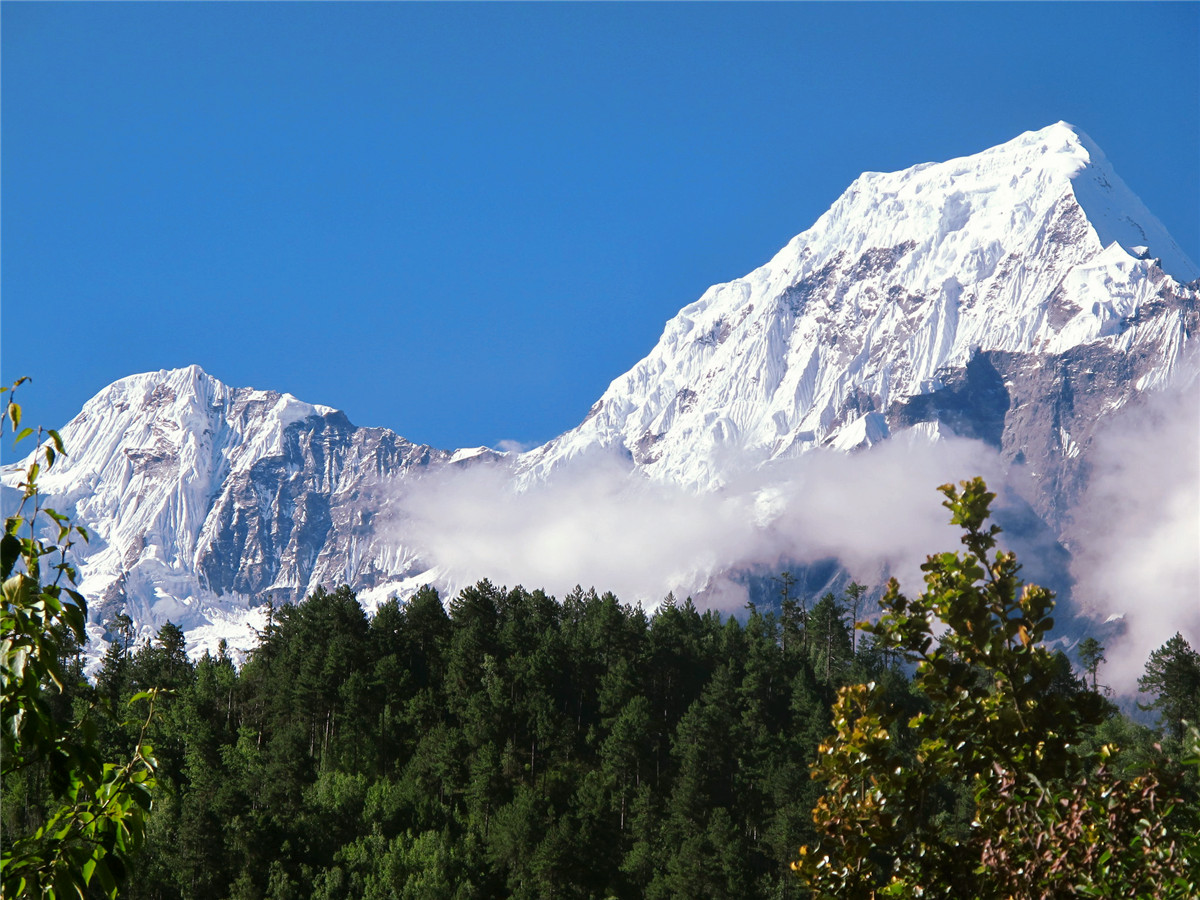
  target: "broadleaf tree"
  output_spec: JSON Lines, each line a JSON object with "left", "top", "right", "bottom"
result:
{"left": 793, "top": 477, "right": 1197, "bottom": 899}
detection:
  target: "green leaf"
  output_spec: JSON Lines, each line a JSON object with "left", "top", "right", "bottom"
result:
{"left": 0, "top": 533, "right": 20, "bottom": 580}
{"left": 94, "top": 857, "right": 118, "bottom": 897}
{"left": 130, "top": 783, "right": 153, "bottom": 811}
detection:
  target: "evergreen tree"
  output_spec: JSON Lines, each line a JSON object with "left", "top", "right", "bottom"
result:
{"left": 1138, "top": 632, "right": 1200, "bottom": 743}
{"left": 806, "top": 593, "right": 851, "bottom": 684}
{"left": 842, "top": 581, "right": 867, "bottom": 656}
{"left": 776, "top": 572, "right": 807, "bottom": 658}
{"left": 1076, "top": 635, "right": 1106, "bottom": 693}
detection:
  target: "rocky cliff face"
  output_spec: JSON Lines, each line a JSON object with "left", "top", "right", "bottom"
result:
{"left": 890, "top": 281, "right": 1197, "bottom": 528}
{"left": 5, "top": 123, "right": 1195, "bottom": 661}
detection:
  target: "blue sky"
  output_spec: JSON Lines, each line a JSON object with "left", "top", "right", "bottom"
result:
{"left": 3, "top": 2, "right": 1197, "bottom": 454}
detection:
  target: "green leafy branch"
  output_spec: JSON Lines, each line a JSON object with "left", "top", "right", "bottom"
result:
{"left": 1, "top": 379, "right": 159, "bottom": 900}
{"left": 793, "top": 477, "right": 1196, "bottom": 900}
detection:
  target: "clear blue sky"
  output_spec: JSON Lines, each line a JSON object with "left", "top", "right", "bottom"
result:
{"left": 3, "top": 2, "right": 1197, "bottom": 454}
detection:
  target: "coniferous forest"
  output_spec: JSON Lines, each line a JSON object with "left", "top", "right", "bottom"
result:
{"left": 10, "top": 577, "right": 865, "bottom": 898}
{"left": 5, "top": 562, "right": 1199, "bottom": 899}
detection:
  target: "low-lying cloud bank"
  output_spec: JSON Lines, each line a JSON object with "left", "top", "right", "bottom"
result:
{"left": 1070, "top": 375, "right": 1200, "bottom": 694}
{"left": 392, "top": 432, "right": 1006, "bottom": 612}
{"left": 390, "top": 372, "right": 1198, "bottom": 699}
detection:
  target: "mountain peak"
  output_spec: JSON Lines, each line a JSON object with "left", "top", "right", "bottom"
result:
{"left": 1, "top": 364, "right": 449, "bottom": 664}
{"left": 1013, "top": 119, "right": 1091, "bottom": 151}
{"left": 83, "top": 365, "right": 339, "bottom": 426}
{"left": 968, "top": 122, "right": 1195, "bottom": 282}
{"left": 850, "top": 121, "right": 1092, "bottom": 188}
{"left": 524, "top": 124, "right": 1199, "bottom": 490}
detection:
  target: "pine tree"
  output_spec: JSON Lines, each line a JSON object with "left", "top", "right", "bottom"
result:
{"left": 842, "top": 582, "right": 867, "bottom": 656}
{"left": 807, "top": 593, "right": 851, "bottom": 684}
{"left": 1076, "top": 635, "right": 1106, "bottom": 693}
{"left": 1138, "top": 632, "right": 1200, "bottom": 743}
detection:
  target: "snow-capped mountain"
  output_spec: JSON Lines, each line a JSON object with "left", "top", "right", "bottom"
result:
{"left": 4, "top": 122, "right": 1196, "bottom": 661}
{"left": 522, "top": 123, "right": 1197, "bottom": 526}
{"left": 1, "top": 365, "right": 500, "bottom": 655}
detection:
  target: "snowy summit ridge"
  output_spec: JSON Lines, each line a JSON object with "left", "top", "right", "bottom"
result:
{"left": 2, "top": 365, "right": 487, "bottom": 659}
{"left": 521, "top": 123, "right": 1197, "bottom": 490}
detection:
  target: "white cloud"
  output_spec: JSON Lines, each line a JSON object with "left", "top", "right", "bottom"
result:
{"left": 389, "top": 431, "right": 1005, "bottom": 612}
{"left": 392, "top": 374, "right": 1200, "bottom": 702}
{"left": 1070, "top": 376, "right": 1200, "bottom": 693}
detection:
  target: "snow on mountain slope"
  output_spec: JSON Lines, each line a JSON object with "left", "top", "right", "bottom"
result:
{"left": 520, "top": 123, "right": 1198, "bottom": 498}
{"left": 0, "top": 365, "right": 495, "bottom": 658}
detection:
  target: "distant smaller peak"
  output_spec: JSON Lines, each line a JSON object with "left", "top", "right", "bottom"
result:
{"left": 73, "top": 367, "right": 223, "bottom": 420}
{"left": 449, "top": 446, "right": 496, "bottom": 464}
{"left": 167, "top": 365, "right": 228, "bottom": 393}
{"left": 113, "top": 364, "right": 218, "bottom": 384}
{"left": 163, "top": 364, "right": 221, "bottom": 391}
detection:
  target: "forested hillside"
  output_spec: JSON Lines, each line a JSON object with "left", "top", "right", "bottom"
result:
{"left": 6, "top": 569, "right": 1197, "bottom": 899}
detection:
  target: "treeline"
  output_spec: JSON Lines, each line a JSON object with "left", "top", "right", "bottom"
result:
{"left": 4, "top": 575, "right": 1197, "bottom": 899}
